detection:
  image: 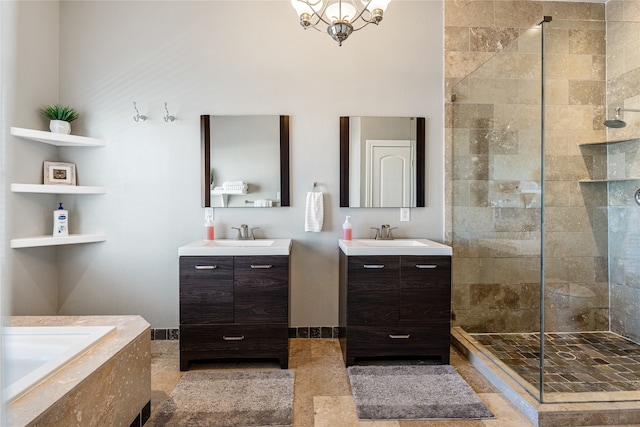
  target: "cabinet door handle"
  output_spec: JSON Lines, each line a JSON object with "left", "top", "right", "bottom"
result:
{"left": 389, "top": 334, "right": 411, "bottom": 339}
{"left": 415, "top": 264, "right": 437, "bottom": 269}
{"left": 363, "top": 264, "right": 385, "bottom": 269}
{"left": 222, "top": 335, "right": 245, "bottom": 341}
{"left": 195, "top": 265, "right": 217, "bottom": 270}
{"left": 250, "top": 264, "right": 273, "bottom": 269}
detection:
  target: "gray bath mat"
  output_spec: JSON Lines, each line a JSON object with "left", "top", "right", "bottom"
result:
{"left": 148, "top": 370, "right": 294, "bottom": 427}
{"left": 348, "top": 365, "right": 494, "bottom": 420}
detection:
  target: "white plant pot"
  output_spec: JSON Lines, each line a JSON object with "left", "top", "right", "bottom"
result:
{"left": 49, "top": 120, "right": 71, "bottom": 135}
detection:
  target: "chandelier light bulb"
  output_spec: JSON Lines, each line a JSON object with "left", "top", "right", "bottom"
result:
{"left": 326, "top": 2, "right": 357, "bottom": 23}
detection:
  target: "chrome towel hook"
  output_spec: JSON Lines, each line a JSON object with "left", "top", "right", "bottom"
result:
{"left": 164, "top": 102, "right": 175, "bottom": 123}
{"left": 132, "top": 102, "right": 146, "bottom": 122}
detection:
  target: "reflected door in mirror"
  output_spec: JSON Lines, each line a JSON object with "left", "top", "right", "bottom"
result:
{"left": 340, "top": 116, "right": 425, "bottom": 208}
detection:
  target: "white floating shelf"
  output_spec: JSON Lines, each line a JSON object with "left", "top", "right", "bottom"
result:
{"left": 11, "top": 234, "right": 107, "bottom": 249}
{"left": 11, "top": 183, "right": 106, "bottom": 194}
{"left": 10, "top": 127, "right": 106, "bottom": 147}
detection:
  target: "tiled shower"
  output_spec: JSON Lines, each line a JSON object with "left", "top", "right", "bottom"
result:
{"left": 450, "top": 8, "right": 640, "bottom": 404}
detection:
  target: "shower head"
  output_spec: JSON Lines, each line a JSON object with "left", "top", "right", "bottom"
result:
{"left": 604, "top": 118, "right": 626, "bottom": 128}
{"left": 605, "top": 107, "right": 640, "bottom": 128}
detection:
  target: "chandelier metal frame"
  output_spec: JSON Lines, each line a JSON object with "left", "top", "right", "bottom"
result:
{"left": 291, "top": 0, "right": 389, "bottom": 46}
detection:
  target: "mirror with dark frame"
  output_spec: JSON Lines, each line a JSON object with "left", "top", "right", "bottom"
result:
{"left": 340, "top": 116, "right": 425, "bottom": 208}
{"left": 201, "top": 115, "right": 290, "bottom": 208}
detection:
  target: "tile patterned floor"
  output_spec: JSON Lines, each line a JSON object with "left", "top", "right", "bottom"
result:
{"left": 147, "top": 339, "right": 535, "bottom": 426}
{"left": 470, "top": 331, "right": 640, "bottom": 394}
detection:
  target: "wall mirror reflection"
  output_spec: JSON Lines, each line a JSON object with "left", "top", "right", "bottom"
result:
{"left": 340, "top": 116, "right": 425, "bottom": 208}
{"left": 201, "top": 115, "right": 290, "bottom": 208}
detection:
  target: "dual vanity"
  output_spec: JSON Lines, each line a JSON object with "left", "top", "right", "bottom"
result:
{"left": 178, "top": 237, "right": 452, "bottom": 370}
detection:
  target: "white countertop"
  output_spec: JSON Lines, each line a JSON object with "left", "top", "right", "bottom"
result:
{"left": 338, "top": 238, "right": 452, "bottom": 256}
{"left": 179, "top": 239, "right": 292, "bottom": 256}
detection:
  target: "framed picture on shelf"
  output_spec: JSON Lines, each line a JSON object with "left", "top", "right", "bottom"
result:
{"left": 44, "top": 161, "right": 76, "bottom": 186}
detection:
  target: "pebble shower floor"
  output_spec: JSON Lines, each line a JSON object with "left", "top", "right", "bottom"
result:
{"left": 471, "top": 331, "right": 640, "bottom": 393}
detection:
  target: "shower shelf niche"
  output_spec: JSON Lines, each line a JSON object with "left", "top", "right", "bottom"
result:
{"left": 9, "top": 127, "right": 107, "bottom": 249}
{"left": 578, "top": 138, "right": 640, "bottom": 183}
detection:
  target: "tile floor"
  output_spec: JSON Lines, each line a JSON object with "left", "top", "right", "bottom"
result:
{"left": 470, "top": 332, "right": 640, "bottom": 394}
{"left": 148, "top": 339, "right": 535, "bottom": 426}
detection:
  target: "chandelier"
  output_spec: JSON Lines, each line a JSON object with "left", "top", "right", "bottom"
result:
{"left": 290, "top": 0, "right": 391, "bottom": 46}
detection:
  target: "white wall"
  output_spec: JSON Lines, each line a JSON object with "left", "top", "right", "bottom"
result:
{"left": 3, "top": 1, "right": 61, "bottom": 317}
{"left": 7, "top": 0, "right": 444, "bottom": 328}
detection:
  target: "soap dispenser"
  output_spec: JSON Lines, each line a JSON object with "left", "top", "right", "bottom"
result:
{"left": 204, "top": 208, "right": 215, "bottom": 240}
{"left": 53, "top": 202, "right": 69, "bottom": 236}
{"left": 205, "top": 219, "right": 215, "bottom": 241}
{"left": 342, "top": 216, "right": 352, "bottom": 240}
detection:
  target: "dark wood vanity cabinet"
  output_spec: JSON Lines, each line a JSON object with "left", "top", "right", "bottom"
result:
{"left": 179, "top": 255, "right": 289, "bottom": 370}
{"left": 338, "top": 251, "right": 451, "bottom": 366}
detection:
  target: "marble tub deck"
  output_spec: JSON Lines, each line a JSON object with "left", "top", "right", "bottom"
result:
{"left": 149, "top": 338, "right": 535, "bottom": 427}
{"left": 7, "top": 315, "right": 151, "bottom": 427}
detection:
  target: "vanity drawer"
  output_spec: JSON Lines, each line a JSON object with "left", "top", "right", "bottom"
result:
{"left": 347, "top": 325, "right": 450, "bottom": 354}
{"left": 180, "top": 324, "right": 287, "bottom": 352}
{"left": 180, "top": 256, "right": 234, "bottom": 280}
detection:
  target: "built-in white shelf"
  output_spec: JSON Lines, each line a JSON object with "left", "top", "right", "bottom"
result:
{"left": 11, "top": 183, "right": 107, "bottom": 194}
{"left": 10, "top": 234, "right": 107, "bottom": 249}
{"left": 10, "top": 127, "right": 106, "bottom": 147}
{"left": 10, "top": 126, "right": 108, "bottom": 249}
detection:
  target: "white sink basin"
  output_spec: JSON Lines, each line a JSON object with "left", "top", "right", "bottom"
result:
{"left": 179, "top": 239, "right": 292, "bottom": 256}
{"left": 339, "top": 239, "right": 452, "bottom": 256}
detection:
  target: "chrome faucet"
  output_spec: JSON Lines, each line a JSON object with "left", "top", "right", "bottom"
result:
{"left": 371, "top": 224, "right": 397, "bottom": 240}
{"left": 231, "top": 224, "right": 258, "bottom": 240}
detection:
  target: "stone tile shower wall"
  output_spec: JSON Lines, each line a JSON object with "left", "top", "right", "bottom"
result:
{"left": 606, "top": 1, "right": 640, "bottom": 342}
{"left": 445, "top": 2, "right": 608, "bottom": 333}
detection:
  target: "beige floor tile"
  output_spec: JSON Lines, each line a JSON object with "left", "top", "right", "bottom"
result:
{"left": 290, "top": 338, "right": 313, "bottom": 359}
{"left": 310, "top": 338, "right": 344, "bottom": 358}
{"left": 478, "top": 393, "right": 535, "bottom": 427}
{"left": 148, "top": 339, "right": 540, "bottom": 427}
{"left": 293, "top": 394, "right": 315, "bottom": 427}
{"left": 293, "top": 356, "right": 353, "bottom": 397}
{"left": 398, "top": 420, "right": 485, "bottom": 427}
{"left": 314, "top": 395, "right": 401, "bottom": 427}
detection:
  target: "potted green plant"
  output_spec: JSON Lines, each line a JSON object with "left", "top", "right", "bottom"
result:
{"left": 39, "top": 104, "right": 79, "bottom": 135}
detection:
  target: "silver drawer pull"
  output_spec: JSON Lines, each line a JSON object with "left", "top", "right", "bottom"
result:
{"left": 389, "top": 334, "right": 411, "bottom": 339}
{"left": 222, "top": 335, "right": 245, "bottom": 341}
{"left": 363, "top": 264, "right": 385, "bottom": 269}
{"left": 415, "top": 264, "right": 437, "bottom": 269}
{"left": 195, "top": 265, "right": 217, "bottom": 270}
{"left": 250, "top": 264, "right": 273, "bottom": 269}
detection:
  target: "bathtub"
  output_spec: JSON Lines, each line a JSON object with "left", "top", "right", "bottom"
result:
{"left": 3, "top": 325, "right": 116, "bottom": 402}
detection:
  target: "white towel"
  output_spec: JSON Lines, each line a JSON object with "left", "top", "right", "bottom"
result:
{"left": 305, "top": 192, "right": 324, "bottom": 232}
{"left": 254, "top": 199, "right": 273, "bottom": 207}
{"left": 221, "top": 181, "right": 248, "bottom": 191}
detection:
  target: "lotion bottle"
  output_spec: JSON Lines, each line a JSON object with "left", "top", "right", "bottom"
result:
{"left": 53, "top": 202, "right": 69, "bottom": 236}
{"left": 342, "top": 216, "right": 352, "bottom": 240}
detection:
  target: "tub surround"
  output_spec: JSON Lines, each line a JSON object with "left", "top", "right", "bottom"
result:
{"left": 7, "top": 315, "right": 151, "bottom": 427}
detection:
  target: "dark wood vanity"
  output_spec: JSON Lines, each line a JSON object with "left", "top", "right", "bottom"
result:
{"left": 179, "top": 254, "right": 290, "bottom": 370}
{"left": 338, "top": 250, "right": 452, "bottom": 366}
